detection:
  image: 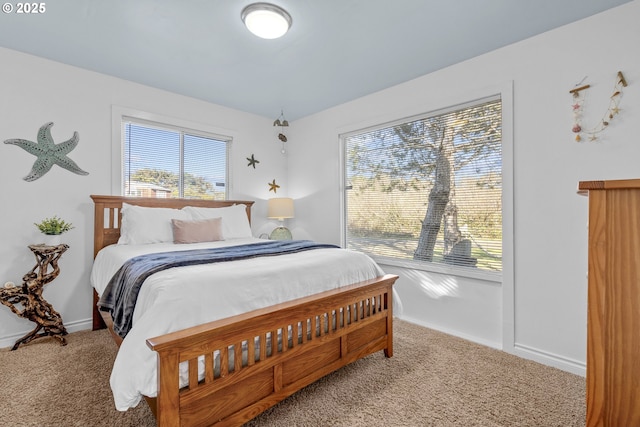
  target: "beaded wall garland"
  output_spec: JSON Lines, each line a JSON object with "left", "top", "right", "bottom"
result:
{"left": 570, "top": 71, "right": 627, "bottom": 142}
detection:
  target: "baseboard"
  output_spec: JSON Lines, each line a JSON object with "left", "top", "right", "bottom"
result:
{"left": 397, "top": 315, "right": 502, "bottom": 350}
{"left": 396, "top": 315, "right": 586, "bottom": 377}
{"left": 513, "top": 342, "right": 586, "bottom": 377}
{"left": 0, "top": 318, "right": 93, "bottom": 350}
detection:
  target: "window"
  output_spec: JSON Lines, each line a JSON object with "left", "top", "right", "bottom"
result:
{"left": 342, "top": 96, "right": 502, "bottom": 273}
{"left": 122, "top": 118, "right": 230, "bottom": 200}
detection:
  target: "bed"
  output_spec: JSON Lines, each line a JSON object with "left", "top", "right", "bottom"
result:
{"left": 89, "top": 195, "right": 397, "bottom": 427}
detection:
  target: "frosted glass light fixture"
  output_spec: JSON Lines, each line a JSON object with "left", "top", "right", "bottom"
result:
{"left": 241, "top": 3, "right": 292, "bottom": 39}
{"left": 268, "top": 197, "right": 294, "bottom": 240}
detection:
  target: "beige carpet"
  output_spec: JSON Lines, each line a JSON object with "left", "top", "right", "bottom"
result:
{"left": 0, "top": 320, "right": 585, "bottom": 426}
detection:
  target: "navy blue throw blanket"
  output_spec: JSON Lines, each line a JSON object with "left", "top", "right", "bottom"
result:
{"left": 98, "top": 240, "right": 339, "bottom": 338}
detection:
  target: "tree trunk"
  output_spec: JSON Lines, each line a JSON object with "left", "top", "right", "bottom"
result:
{"left": 414, "top": 148, "right": 450, "bottom": 261}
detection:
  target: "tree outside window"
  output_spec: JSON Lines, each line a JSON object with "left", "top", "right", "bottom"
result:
{"left": 343, "top": 96, "right": 502, "bottom": 272}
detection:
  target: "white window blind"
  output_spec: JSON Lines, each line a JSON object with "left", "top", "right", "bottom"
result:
{"left": 343, "top": 96, "right": 502, "bottom": 272}
{"left": 123, "top": 119, "right": 229, "bottom": 200}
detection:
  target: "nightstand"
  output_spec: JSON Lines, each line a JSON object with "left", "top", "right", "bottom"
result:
{"left": 0, "top": 243, "right": 69, "bottom": 350}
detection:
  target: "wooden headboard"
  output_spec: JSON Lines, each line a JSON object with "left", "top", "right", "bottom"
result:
{"left": 90, "top": 195, "right": 255, "bottom": 258}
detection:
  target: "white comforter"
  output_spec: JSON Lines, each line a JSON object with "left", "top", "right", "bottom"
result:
{"left": 90, "top": 238, "right": 386, "bottom": 410}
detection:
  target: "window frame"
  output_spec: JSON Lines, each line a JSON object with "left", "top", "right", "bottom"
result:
{"left": 339, "top": 84, "right": 513, "bottom": 284}
{"left": 111, "top": 106, "right": 234, "bottom": 198}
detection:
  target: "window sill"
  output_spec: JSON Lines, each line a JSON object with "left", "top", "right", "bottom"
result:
{"left": 370, "top": 255, "right": 502, "bottom": 284}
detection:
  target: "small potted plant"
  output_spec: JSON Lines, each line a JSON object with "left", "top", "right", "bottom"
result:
{"left": 34, "top": 215, "right": 74, "bottom": 245}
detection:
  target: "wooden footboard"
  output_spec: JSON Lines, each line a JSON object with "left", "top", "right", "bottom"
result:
{"left": 146, "top": 274, "right": 397, "bottom": 427}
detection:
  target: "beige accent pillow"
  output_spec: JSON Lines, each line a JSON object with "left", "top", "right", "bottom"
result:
{"left": 171, "top": 217, "right": 224, "bottom": 244}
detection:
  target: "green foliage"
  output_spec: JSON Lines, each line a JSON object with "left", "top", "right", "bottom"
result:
{"left": 34, "top": 215, "right": 74, "bottom": 235}
{"left": 346, "top": 174, "right": 503, "bottom": 271}
{"left": 131, "top": 168, "right": 219, "bottom": 199}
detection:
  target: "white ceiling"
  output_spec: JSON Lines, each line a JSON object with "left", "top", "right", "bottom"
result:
{"left": 0, "top": 0, "right": 630, "bottom": 121}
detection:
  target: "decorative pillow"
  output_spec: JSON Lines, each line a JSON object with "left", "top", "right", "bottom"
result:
{"left": 118, "top": 203, "right": 190, "bottom": 245}
{"left": 183, "top": 204, "right": 252, "bottom": 239}
{"left": 171, "top": 217, "right": 223, "bottom": 244}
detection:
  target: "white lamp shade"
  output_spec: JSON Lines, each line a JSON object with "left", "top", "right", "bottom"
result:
{"left": 241, "top": 3, "right": 292, "bottom": 39}
{"left": 268, "top": 197, "right": 294, "bottom": 219}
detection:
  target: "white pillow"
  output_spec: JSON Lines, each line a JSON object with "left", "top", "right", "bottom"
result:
{"left": 183, "top": 204, "right": 252, "bottom": 239}
{"left": 118, "top": 203, "right": 190, "bottom": 245}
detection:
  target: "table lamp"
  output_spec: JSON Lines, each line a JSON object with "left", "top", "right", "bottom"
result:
{"left": 268, "top": 197, "right": 294, "bottom": 240}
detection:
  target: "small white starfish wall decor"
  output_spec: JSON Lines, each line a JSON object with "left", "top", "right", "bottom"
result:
{"left": 4, "top": 122, "right": 89, "bottom": 181}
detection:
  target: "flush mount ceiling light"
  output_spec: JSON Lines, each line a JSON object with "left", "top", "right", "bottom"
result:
{"left": 241, "top": 3, "right": 292, "bottom": 39}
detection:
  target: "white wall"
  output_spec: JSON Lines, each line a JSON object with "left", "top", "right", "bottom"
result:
{"left": 288, "top": 0, "right": 640, "bottom": 375}
{"left": 0, "top": 47, "right": 288, "bottom": 347}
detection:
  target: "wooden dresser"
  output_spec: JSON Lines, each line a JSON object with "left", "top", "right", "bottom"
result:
{"left": 578, "top": 179, "right": 640, "bottom": 427}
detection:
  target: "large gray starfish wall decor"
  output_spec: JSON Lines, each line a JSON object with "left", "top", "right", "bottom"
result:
{"left": 4, "top": 122, "right": 89, "bottom": 182}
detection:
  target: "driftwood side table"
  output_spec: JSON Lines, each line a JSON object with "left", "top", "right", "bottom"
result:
{"left": 0, "top": 243, "right": 69, "bottom": 350}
